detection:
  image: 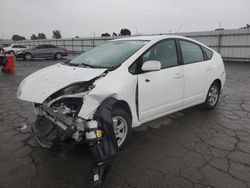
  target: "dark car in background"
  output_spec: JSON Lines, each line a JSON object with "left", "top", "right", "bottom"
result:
{"left": 16, "top": 44, "right": 68, "bottom": 60}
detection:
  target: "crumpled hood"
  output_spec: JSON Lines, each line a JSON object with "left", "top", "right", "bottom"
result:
{"left": 17, "top": 63, "right": 106, "bottom": 103}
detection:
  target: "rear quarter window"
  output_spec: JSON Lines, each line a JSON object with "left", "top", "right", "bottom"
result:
{"left": 201, "top": 46, "right": 213, "bottom": 60}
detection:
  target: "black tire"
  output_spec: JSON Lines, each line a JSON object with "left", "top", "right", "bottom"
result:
{"left": 24, "top": 53, "right": 32, "bottom": 61}
{"left": 55, "top": 52, "right": 63, "bottom": 60}
{"left": 202, "top": 82, "right": 220, "bottom": 110}
{"left": 112, "top": 108, "right": 132, "bottom": 150}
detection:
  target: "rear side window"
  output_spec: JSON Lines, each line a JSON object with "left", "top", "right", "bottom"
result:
{"left": 179, "top": 40, "right": 204, "bottom": 64}
{"left": 47, "top": 45, "right": 57, "bottom": 48}
{"left": 19, "top": 45, "right": 27, "bottom": 48}
{"left": 201, "top": 46, "right": 213, "bottom": 60}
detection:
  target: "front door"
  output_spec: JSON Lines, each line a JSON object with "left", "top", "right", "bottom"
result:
{"left": 137, "top": 39, "right": 184, "bottom": 122}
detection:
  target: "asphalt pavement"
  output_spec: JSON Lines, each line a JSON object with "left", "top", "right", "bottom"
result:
{"left": 0, "top": 59, "right": 250, "bottom": 188}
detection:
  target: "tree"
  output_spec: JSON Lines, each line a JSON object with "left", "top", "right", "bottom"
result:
{"left": 31, "top": 33, "right": 46, "bottom": 40}
{"left": 101, "top": 32, "right": 111, "bottom": 37}
{"left": 112, "top": 32, "right": 118, "bottom": 37}
{"left": 31, "top": 34, "right": 38, "bottom": 40}
{"left": 52, "top": 30, "right": 62, "bottom": 39}
{"left": 120, "top": 28, "right": 131, "bottom": 36}
{"left": 38, "top": 33, "right": 46, "bottom": 39}
{"left": 12, "top": 35, "right": 25, "bottom": 41}
{"left": 240, "top": 24, "right": 250, "bottom": 29}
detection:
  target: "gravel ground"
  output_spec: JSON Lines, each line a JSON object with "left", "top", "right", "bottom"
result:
{"left": 0, "top": 59, "right": 250, "bottom": 188}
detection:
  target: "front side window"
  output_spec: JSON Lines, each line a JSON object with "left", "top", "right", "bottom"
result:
{"left": 179, "top": 40, "right": 204, "bottom": 64}
{"left": 69, "top": 40, "right": 147, "bottom": 68}
{"left": 142, "top": 40, "right": 178, "bottom": 69}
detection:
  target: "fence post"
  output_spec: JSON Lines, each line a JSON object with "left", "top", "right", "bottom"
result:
{"left": 81, "top": 39, "right": 84, "bottom": 53}
{"left": 92, "top": 38, "right": 95, "bottom": 48}
{"left": 218, "top": 33, "right": 222, "bottom": 53}
{"left": 72, "top": 38, "right": 74, "bottom": 54}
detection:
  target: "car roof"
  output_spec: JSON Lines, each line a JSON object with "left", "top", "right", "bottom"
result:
{"left": 111, "top": 35, "right": 188, "bottom": 42}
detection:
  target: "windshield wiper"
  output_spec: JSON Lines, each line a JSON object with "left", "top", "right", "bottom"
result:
{"left": 78, "top": 63, "right": 104, "bottom": 68}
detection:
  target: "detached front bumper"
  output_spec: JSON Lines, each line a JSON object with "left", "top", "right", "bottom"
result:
{"left": 32, "top": 115, "right": 77, "bottom": 148}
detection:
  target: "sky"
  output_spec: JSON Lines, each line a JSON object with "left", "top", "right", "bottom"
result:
{"left": 1, "top": 0, "right": 250, "bottom": 39}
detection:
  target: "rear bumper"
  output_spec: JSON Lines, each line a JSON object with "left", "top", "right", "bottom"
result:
{"left": 220, "top": 71, "right": 226, "bottom": 90}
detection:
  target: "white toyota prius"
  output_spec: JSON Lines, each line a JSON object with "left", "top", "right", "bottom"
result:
{"left": 17, "top": 35, "right": 226, "bottom": 149}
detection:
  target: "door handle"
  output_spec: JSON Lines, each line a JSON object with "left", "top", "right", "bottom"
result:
{"left": 174, "top": 73, "right": 183, "bottom": 79}
{"left": 145, "top": 79, "right": 150, "bottom": 82}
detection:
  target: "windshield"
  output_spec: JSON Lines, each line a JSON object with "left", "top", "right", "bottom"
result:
{"left": 69, "top": 40, "right": 147, "bottom": 68}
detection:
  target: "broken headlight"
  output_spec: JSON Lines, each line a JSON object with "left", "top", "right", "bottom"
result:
{"left": 50, "top": 82, "right": 95, "bottom": 99}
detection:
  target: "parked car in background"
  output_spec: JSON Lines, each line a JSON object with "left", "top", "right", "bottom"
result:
{"left": 16, "top": 44, "right": 68, "bottom": 60}
{"left": 0, "top": 43, "right": 11, "bottom": 53}
{"left": 1, "top": 44, "right": 27, "bottom": 55}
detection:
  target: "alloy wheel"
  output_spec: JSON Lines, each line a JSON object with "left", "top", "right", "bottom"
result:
{"left": 208, "top": 85, "right": 219, "bottom": 106}
{"left": 112, "top": 116, "right": 128, "bottom": 148}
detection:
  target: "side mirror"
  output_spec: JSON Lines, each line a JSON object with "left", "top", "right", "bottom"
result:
{"left": 141, "top": 60, "right": 161, "bottom": 72}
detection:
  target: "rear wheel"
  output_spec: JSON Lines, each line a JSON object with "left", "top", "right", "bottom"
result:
{"left": 203, "top": 82, "right": 220, "bottom": 110}
{"left": 8, "top": 51, "right": 15, "bottom": 56}
{"left": 55, "top": 52, "right": 63, "bottom": 60}
{"left": 112, "top": 108, "right": 132, "bottom": 149}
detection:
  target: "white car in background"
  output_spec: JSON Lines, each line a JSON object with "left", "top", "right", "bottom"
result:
{"left": 2, "top": 44, "right": 27, "bottom": 55}
{"left": 17, "top": 35, "right": 226, "bottom": 149}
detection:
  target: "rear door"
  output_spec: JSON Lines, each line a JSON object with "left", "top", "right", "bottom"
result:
{"left": 178, "top": 39, "right": 213, "bottom": 107}
{"left": 137, "top": 39, "right": 184, "bottom": 122}
{"left": 46, "top": 45, "right": 58, "bottom": 57}
{"left": 11, "top": 45, "right": 19, "bottom": 53}
{"left": 33, "top": 45, "right": 48, "bottom": 57}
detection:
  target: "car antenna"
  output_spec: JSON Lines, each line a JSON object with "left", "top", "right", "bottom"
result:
{"left": 175, "top": 25, "right": 183, "bottom": 35}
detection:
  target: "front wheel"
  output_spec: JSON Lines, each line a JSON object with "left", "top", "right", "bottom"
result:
{"left": 112, "top": 108, "right": 132, "bottom": 149}
{"left": 203, "top": 82, "right": 220, "bottom": 110}
{"left": 24, "top": 53, "right": 32, "bottom": 61}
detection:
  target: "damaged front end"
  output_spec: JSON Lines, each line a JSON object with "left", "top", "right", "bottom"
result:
{"left": 31, "top": 80, "right": 119, "bottom": 186}
{"left": 32, "top": 80, "right": 100, "bottom": 149}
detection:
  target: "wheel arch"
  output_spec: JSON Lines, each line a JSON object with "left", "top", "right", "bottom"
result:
{"left": 113, "top": 100, "right": 133, "bottom": 122}
{"left": 212, "top": 79, "right": 222, "bottom": 93}
{"left": 7, "top": 50, "right": 15, "bottom": 55}
{"left": 55, "top": 52, "right": 63, "bottom": 57}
